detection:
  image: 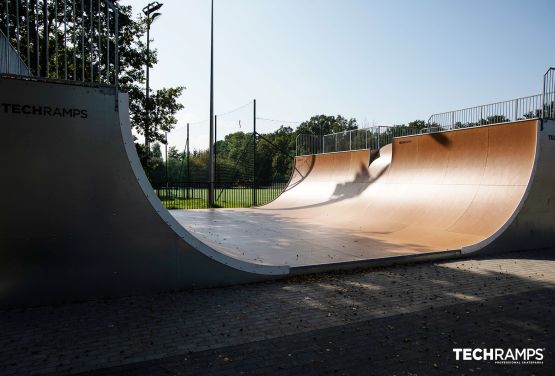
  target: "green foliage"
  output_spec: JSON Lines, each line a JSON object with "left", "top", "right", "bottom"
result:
{"left": 296, "top": 115, "right": 358, "bottom": 135}
{"left": 2, "top": 1, "right": 184, "bottom": 174}
{"left": 407, "top": 120, "right": 427, "bottom": 129}
{"left": 115, "top": 6, "right": 185, "bottom": 146}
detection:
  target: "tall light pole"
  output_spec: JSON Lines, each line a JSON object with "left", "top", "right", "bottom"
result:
{"left": 208, "top": 0, "right": 215, "bottom": 208}
{"left": 142, "top": 2, "right": 163, "bottom": 169}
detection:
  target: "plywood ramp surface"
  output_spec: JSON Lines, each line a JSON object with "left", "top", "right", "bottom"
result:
{"left": 174, "top": 120, "right": 543, "bottom": 267}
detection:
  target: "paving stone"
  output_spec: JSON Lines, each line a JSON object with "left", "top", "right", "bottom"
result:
{"left": 0, "top": 250, "right": 554, "bottom": 375}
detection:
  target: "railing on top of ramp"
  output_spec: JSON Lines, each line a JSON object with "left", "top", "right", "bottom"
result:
{"left": 425, "top": 68, "right": 555, "bottom": 131}
{"left": 297, "top": 68, "right": 555, "bottom": 156}
{"left": 423, "top": 93, "right": 545, "bottom": 133}
{"left": 1, "top": 0, "right": 119, "bottom": 87}
{"left": 295, "top": 126, "right": 422, "bottom": 156}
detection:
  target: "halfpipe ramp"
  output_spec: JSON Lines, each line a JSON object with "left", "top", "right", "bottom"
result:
{"left": 1, "top": 78, "right": 554, "bottom": 305}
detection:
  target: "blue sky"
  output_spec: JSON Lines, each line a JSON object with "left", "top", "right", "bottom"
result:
{"left": 122, "top": 0, "right": 555, "bottom": 151}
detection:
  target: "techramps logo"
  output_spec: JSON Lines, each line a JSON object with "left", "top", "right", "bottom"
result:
{"left": 1, "top": 103, "right": 88, "bottom": 119}
{"left": 453, "top": 348, "right": 545, "bottom": 365}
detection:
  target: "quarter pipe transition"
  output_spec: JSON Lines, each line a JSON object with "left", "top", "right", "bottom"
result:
{"left": 1, "top": 78, "right": 554, "bottom": 306}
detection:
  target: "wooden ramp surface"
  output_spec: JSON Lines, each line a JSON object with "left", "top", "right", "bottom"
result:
{"left": 173, "top": 119, "right": 553, "bottom": 268}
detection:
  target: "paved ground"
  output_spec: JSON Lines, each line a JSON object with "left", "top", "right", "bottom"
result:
{"left": 1, "top": 250, "right": 554, "bottom": 376}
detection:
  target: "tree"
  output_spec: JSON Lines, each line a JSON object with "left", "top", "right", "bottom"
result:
{"left": 147, "top": 143, "right": 165, "bottom": 186}
{"left": 1, "top": 1, "right": 184, "bottom": 176}
{"left": 407, "top": 120, "right": 427, "bottom": 130}
{"left": 296, "top": 115, "right": 358, "bottom": 136}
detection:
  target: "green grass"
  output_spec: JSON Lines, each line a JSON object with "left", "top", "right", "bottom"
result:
{"left": 157, "top": 187, "right": 285, "bottom": 209}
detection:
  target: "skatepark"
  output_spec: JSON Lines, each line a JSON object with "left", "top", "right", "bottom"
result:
{"left": 2, "top": 72, "right": 555, "bottom": 306}
{"left": 2, "top": 1, "right": 555, "bottom": 375}
{"left": 1, "top": 0, "right": 555, "bottom": 306}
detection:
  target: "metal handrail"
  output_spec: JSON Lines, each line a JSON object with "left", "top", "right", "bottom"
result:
{"left": 296, "top": 125, "right": 422, "bottom": 156}
{"left": 543, "top": 68, "right": 555, "bottom": 120}
{"left": 296, "top": 69, "right": 555, "bottom": 156}
{"left": 426, "top": 93, "right": 546, "bottom": 131}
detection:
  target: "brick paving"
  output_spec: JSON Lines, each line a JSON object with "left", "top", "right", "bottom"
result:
{"left": 1, "top": 250, "right": 554, "bottom": 375}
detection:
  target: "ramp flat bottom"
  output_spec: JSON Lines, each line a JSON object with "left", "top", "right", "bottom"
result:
{"left": 171, "top": 208, "right": 478, "bottom": 267}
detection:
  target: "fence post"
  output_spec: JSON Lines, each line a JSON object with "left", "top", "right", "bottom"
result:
{"left": 214, "top": 115, "right": 217, "bottom": 191}
{"left": 165, "top": 131, "right": 168, "bottom": 189}
{"left": 114, "top": 7, "right": 119, "bottom": 87}
{"left": 208, "top": 0, "right": 215, "bottom": 208}
{"left": 253, "top": 99, "right": 257, "bottom": 207}
{"left": 5, "top": 0, "right": 9, "bottom": 73}
{"left": 186, "top": 123, "right": 190, "bottom": 199}
{"left": 349, "top": 131, "right": 352, "bottom": 150}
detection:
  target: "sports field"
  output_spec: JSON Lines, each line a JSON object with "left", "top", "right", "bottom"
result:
{"left": 155, "top": 185, "right": 287, "bottom": 209}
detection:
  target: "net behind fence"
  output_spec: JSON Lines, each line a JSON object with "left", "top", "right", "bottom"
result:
{"left": 152, "top": 106, "right": 294, "bottom": 209}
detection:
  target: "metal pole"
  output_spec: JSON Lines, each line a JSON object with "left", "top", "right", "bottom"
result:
{"left": 114, "top": 8, "right": 118, "bottom": 87}
{"left": 105, "top": 3, "right": 108, "bottom": 81}
{"left": 165, "top": 131, "right": 168, "bottom": 188}
{"left": 89, "top": 0, "right": 92, "bottom": 81}
{"left": 64, "top": 0, "right": 67, "bottom": 79}
{"left": 145, "top": 8, "right": 150, "bottom": 166}
{"left": 97, "top": 0, "right": 100, "bottom": 81}
{"left": 35, "top": 0, "right": 39, "bottom": 75}
{"left": 5, "top": 0, "right": 9, "bottom": 74}
{"left": 542, "top": 70, "right": 547, "bottom": 119}
{"left": 208, "top": 0, "right": 215, "bottom": 208}
{"left": 26, "top": 0, "right": 30, "bottom": 69}
{"left": 214, "top": 115, "right": 218, "bottom": 197}
{"left": 72, "top": 0, "right": 76, "bottom": 80}
{"left": 16, "top": 0, "right": 21, "bottom": 74}
{"left": 253, "top": 99, "right": 256, "bottom": 207}
{"left": 186, "top": 123, "right": 190, "bottom": 199}
{"left": 55, "top": 0, "right": 59, "bottom": 78}
{"left": 44, "top": 0, "right": 48, "bottom": 78}
{"left": 320, "top": 124, "right": 322, "bottom": 153}
{"left": 81, "top": 0, "right": 84, "bottom": 81}
{"left": 366, "top": 129, "right": 368, "bottom": 149}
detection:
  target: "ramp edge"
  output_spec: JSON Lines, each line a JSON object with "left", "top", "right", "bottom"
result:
{"left": 117, "top": 93, "right": 290, "bottom": 276}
